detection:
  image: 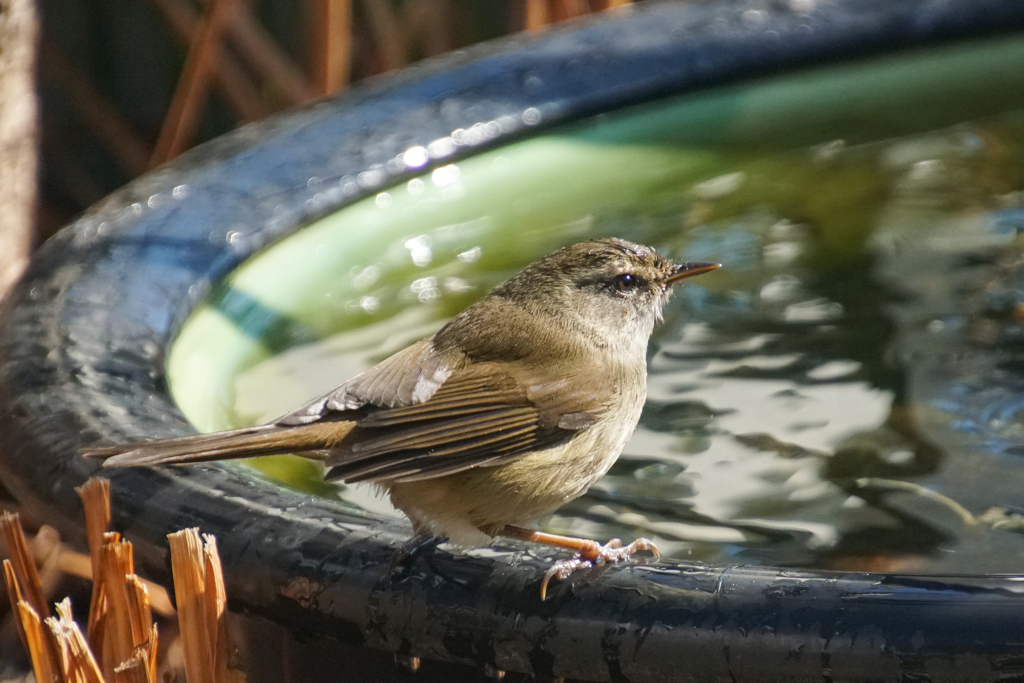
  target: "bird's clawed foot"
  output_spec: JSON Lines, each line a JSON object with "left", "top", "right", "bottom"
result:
{"left": 496, "top": 526, "right": 660, "bottom": 599}
{"left": 540, "top": 537, "right": 659, "bottom": 599}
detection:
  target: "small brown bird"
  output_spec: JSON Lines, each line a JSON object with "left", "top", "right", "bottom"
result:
{"left": 86, "top": 238, "right": 719, "bottom": 597}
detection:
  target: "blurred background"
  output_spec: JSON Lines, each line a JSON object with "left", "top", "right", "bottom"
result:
{"left": 0, "top": 0, "right": 635, "bottom": 300}
{"left": 25, "top": 0, "right": 632, "bottom": 251}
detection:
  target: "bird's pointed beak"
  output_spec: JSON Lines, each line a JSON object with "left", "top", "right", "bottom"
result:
{"left": 663, "top": 261, "right": 721, "bottom": 285}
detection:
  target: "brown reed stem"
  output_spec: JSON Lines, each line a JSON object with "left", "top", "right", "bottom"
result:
{"left": 169, "top": 528, "right": 214, "bottom": 683}
{"left": 168, "top": 528, "right": 244, "bottom": 683}
{"left": 2, "top": 512, "right": 50, "bottom": 619}
{"left": 50, "top": 597, "right": 105, "bottom": 683}
{"left": 4, "top": 560, "right": 30, "bottom": 658}
{"left": 17, "top": 600, "right": 61, "bottom": 683}
{"left": 78, "top": 478, "right": 112, "bottom": 648}
{"left": 150, "top": 0, "right": 243, "bottom": 166}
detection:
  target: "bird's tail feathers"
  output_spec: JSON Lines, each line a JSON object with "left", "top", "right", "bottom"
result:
{"left": 82, "top": 421, "right": 355, "bottom": 468}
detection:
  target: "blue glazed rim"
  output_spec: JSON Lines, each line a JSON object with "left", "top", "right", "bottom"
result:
{"left": 5, "top": 1, "right": 1024, "bottom": 680}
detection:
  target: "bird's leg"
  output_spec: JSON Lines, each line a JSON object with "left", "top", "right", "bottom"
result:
{"left": 389, "top": 532, "right": 445, "bottom": 573}
{"left": 497, "top": 525, "right": 659, "bottom": 599}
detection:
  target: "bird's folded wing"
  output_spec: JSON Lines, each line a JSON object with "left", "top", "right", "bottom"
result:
{"left": 321, "top": 360, "right": 613, "bottom": 484}
{"left": 87, "top": 335, "right": 612, "bottom": 479}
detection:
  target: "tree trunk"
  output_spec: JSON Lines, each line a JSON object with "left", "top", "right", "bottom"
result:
{"left": 0, "top": 0, "right": 38, "bottom": 297}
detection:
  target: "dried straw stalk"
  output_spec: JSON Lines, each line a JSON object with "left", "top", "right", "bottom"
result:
{"left": 1, "top": 511, "right": 50, "bottom": 619}
{"left": 77, "top": 477, "right": 111, "bottom": 645}
{"left": 168, "top": 528, "right": 244, "bottom": 683}
{"left": 7, "top": 478, "right": 243, "bottom": 683}
{"left": 49, "top": 597, "right": 106, "bottom": 683}
{"left": 17, "top": 600, "right": 60, "bottom": 683}
{"left": 77, "top": 479, "right": 161, "bottom": 683}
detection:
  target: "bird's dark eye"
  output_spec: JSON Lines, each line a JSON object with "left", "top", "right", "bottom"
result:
{"left": 613, "top": 273, "right": 639, "bottom": 293}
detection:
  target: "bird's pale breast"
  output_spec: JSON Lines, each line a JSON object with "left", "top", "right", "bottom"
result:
{"left": 386, "top": 368, "right": 646, "bottom": 548}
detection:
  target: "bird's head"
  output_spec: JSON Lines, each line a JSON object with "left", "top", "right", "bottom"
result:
{"left": 495, "top": 238, "right": 720, "bottom": 350}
